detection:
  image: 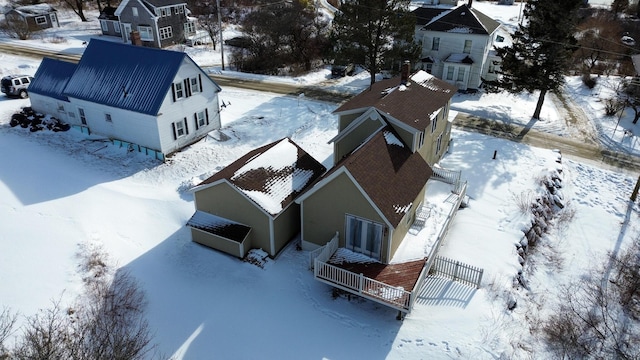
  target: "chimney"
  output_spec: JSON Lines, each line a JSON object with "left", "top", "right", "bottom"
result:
{"left": 401, "top": 60, "right": 410, "bottom": 85}
{"left": 130, "top": 30, "right": 142, "bottom": 46}
{"left": 468, "top": 0, "right": 473, "bottom": 8}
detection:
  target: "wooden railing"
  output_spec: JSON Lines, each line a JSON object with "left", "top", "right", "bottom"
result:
{"left": 314, "top": 261, "right": 412, "bottom": 312}
{"left": 432, "top": 167, "right": 461, "bottom": 186}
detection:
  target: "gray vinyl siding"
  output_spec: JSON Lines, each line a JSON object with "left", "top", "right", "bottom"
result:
{"left": 118, "top": 0, "right": 159, "bottom": 47}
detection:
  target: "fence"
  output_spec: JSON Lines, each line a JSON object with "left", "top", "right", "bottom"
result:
{"left": 308, "top": 232, "right": 339, "bottom": 270}
{"left": 432, "top": 167, "right": 464, "bottom": 194}
{"left": 431, "top": 256, "right": 484, "bottom": 289}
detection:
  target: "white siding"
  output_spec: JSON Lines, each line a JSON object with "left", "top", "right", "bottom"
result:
{"left": 157, "top": 59, "right": 221, "bottom": 155}
{"left": 29, "top": 94, "right": 72, "bottom": 124}
{"left": 68, "top": 98, "right": 162, "bottom": 150}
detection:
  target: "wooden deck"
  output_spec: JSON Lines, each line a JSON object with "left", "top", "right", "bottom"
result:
{"left": 327, "top": 257, "right": 427, "bottom": 292}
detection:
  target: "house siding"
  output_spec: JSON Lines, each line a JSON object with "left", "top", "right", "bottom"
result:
{"left": 334, "top": 114, "right": 384, "bottom": 163}
{"left": 389, "top": 186, "right": 427, "bottom": 260}
{"left": 190, "top": 228, "right": 248, "bottom": 258}
{"left": 69, "top": 98, "right": 163, "bottom": 150}
{"left": 418, "top": 31, "right": 492, "bottom": 89}
{"left": 6, "top": 10, "right": 57, "bottom": 32}
{"left": 157, "top": 60, "right": 221, "bottom": 155}
{"left": 417, "top": 105, "right": 450, "bottom": 164}
{"left": 194, "top": 182, "right": 271, "bottom": 256}
{"left": 118, "top": 0, "right": 159, "bottom": 47}
{"left": 29, "top": 93, "right": 72, "bottom": 124}
{"left": 100, "top": 19, "right": 121, "bottom": 37}
{"left": 272, "top": 204, "right": 300, "bottom": 256}
{"left": 156, "top": 6, "right": 189, "bottom": 47}
{"left": 300, "top": 172, "right": 390, "bottom": 262}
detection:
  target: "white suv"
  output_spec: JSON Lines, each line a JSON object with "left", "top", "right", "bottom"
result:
{"left": 1, "top": 75, "right": 34, "bottom": 98}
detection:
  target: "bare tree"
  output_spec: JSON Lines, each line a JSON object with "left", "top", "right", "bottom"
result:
{"left": 0, "top": 15, "right": 31, "bottom": 40}
{"left": 0, "top": 307, "right": 18, "bottom": 358}
{"left": 59, "top": 0, "right": 88, "bottom": 22}
{"left": 573, "top": 10, "right": 624, "bottom": 76}
{"left": 13, "top": 299, "right": 71, "bottom": 360}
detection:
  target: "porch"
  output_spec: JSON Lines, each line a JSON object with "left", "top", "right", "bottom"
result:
{"left": 309, "top": 169, "right": 468, "bottom": 315}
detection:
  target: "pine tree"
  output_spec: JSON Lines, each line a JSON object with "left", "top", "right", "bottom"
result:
{"left": 330, "top": 0, "right": 419, "bottom": 86}
{"left": 485, "top": 0, "right": 583, "bottom": 119}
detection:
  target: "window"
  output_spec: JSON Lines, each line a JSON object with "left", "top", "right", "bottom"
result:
{"left": 431, "top": 115, "right": 438, "bottom": 133}
{"left": 57, "top": 103, "right": 64, "bottom": 112}
{"left": 100, "top": 20, "right": 108, "bottom": 31}
{"left": 190, "top": 77, "right": 200, "bottom": 93}
{"left": 184, "top": 21, "right": 196, "bottom": 34}
{"left": 488, "top": 63, "right": 495, "bottom": 73}
{"left": 78, "top": 108, "right": 86, "bottom": 125}
{"left": 457, "top": 67, "right": 465, "bottom": 82}
{"left": 114, "top": 21, "right": 121, "bottom": 33}
{"left": 13, "top": 79, "right": 20, "bottom": 86}
{"left": 417, "top": 131, "right": 425, "bottom": 149}
{"left": 138, "top": 26, "right": 153, "bottom": 41}
{"left": 174, "top": 82, "right": 184, "bottom": 100}
{"left": 432, "top": 37, "right": 440, "bottom": 51}
{"left": 35, "top": 16, "right": 47, "bottom": 25}
{"left": 496, "top": 34, "right": 505, "bottom": 43}
{"left": 436, "top": 133, "right": 443, "bottom": 154}
{"left": 345, "top": 215, "right": 383, "bottom": 260}
{"left": 446, "top": 66, "right": 454, "bottom": 80}
{"left": 195, "top": 110, "right": 206, "bottom": 128}
{"left": 179, "top": 6, "right": 184, "bottom": 13}
{"left": 172, "top": 118, "right": 189, "bottom": 139}
{"left": 161, "top": 8, "right": 170, "bottom": 17}
{"left": 463, "top": 40, "right": 472, "bottom": 54}
{"left": 21, "top": 77, "right": 30, "bottom": 84}
{"left": 105, "top": 113, "right": 112, "bottom": 123}
{"left": 160, "top": 26, "right": 173, "bottom": 40}
{"left": 174, "top": 6, "right": 180, "bottom": 14}
{"left": 132, "top": 7, "right": 138, "bottom": 17}
{"left": 425, "top": 63, "right": 433, "bottom": 74}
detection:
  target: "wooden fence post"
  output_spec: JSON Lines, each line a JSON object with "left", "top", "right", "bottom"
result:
{"left": 631, "top": 175, "right": 640, "bottom": 202}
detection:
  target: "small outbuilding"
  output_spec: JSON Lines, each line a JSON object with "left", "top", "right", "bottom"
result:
{"left": 4, "top": 4, "right": 59, "bottom": 32}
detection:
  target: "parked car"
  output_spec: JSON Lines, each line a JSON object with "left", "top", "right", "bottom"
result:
{"left": 1, "top": 75, "right": 34, "bottom": 98}
{"left": 224, "top": 36, "right": 251, "bottom": 48}
{"left": 331, "top": 63, "right": 355, "bottom": 78}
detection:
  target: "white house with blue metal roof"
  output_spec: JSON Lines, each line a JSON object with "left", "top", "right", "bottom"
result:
{"left": 28, "top": 57, "right": 76, "bottom": 125}
{"left": 29, "top": 39, "right": 222, "bottom": 160}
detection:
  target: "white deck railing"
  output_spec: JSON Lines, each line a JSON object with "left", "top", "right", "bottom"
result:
{"left": 308, "top": 232, "right": 339, "bottom": 270}
{"left": 314, "top": 261, "right": 412, "bottom": 312}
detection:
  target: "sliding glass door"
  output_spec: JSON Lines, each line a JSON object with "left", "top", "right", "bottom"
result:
{"left": 345, "top": 215, "right": 383, "bottom": 261}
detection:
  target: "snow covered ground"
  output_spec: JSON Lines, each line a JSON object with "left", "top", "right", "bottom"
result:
{"left": 1, "top": 2, "right": 639, "bottom": 359}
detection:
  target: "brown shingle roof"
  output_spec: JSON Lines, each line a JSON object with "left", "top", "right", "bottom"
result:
{"left": 198, "top": 138, "right": 326, "bottom": 216}
{"left": 333, "top": 71, "right": 456, "bottom": 131}
{"left": 338, "top": 128, "right": 432, "bottom": 227}
{"left": 422, "top": 4, "right": 500, "bottom": 35}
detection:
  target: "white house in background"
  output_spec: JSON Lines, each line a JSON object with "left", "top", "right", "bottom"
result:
{"left": 414, "top": 1, "right": 502, "bottom": 91}
{"left": 28, "top": 39, "right": 222, "bottom": 160}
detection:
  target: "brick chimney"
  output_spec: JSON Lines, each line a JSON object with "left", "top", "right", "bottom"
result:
{"left": 130, "top": 30, "right": 142, "bottom": 46}
{"left": 400, "top": 60, "right": 410, "bottom": 85}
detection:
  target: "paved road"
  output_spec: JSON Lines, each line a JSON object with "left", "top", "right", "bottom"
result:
{"left": 2, "top": 41, "right": 638, "bottom": 172}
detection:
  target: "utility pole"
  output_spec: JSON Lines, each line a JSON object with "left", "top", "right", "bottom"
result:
{"left": 631, "top": 175, "right": 640, "bottom": 201}
{"left": 216, "top": 0, "right": 224, "bottom": 70}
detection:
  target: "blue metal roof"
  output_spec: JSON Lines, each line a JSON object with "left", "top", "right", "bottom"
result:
{"left": 63, "top": 39, "right": 189, "bottom": 116}
{"left": 28, "top": 58, "right": 76, "bottom": 102}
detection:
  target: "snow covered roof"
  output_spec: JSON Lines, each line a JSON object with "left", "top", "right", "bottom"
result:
{"left": 186, "top": 211, "right": 251, "bottom": 242}
{"left": 320, "top": 128, "right": 432, "bottom": 227}
{"left": 197, "top": 138, "right": 326, "bottom": 216}
{"left": 28, "top": 58, "right": 76, "bottom": 102}
{"left": 412, "top": 7, "right": 449, "bottom": 26}
{"left": 8, "top": 4, "right": 56, "bottom": 16}
{"left": 63, "top": 39, "right": 219, "bottom": 116}
{"left": 421, "top": 4, "right": 500, "bottom": 35}
{"left": 333, "top": 70, "right": 456, "bottom": 131}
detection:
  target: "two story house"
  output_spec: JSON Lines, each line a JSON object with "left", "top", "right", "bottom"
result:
{"left": 414, "top": 1, "right": 502, "bottom": 90}
{"left": 28, "top": 39, "right": 222, "bottom": 160}
{"left": 99, "top": 0, "right": 197, "bottom": 48}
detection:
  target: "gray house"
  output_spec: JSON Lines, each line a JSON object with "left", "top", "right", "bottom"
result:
{"left": 4, "top": 4, "right": 59, "bottom": 32}
{"left": 111, "top": 0, "right": 197, "bottom": 48}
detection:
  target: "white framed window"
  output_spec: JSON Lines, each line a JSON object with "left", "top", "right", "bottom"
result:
{"left": 432, "top": 37, "right": 440, "bottom": 51}
{"left": 105, "top": 113, "right": 112, "bottom": 123}
{"left": 78, "top": 108, "right": 86, "bottom": 125}
{"left": 417, "top": 131, "right": 425, "bottom": 149}
{"left": 179, "top": 6, "right": 184, "bottom": 13}
{"left": 446, "top": 66, "right": 454, "bottom": 80}
{"left": 173, "top": 119, "right": 188, "bottom": 139}
{"left": 436, "top": 133, "right": 443, "bottom": 154}
{"left": 457, "top": 67, "right": 465, "bottom": 82}
{"left": 161, "top": 7, "right": 171, "bottom": 17}
{"left": 114, "top": 21, "right": 120, "bottom": 33}
{"left": 184, "top": 21, "right": 196, "bottom": 34}
{"left": 132, "top": 7, "right": 138, "bottom": 17}
{"left": 195, "top": 110, "right": 206, "bottom": 127}
{"left": 160, "top": 26, "right": 173, "bottom": 40}
{"left": 174, "top": 6, "right": 180, "bottom": 14}
{"left": 57, "top": 103, "right": 64, "bottom": 112}
{"left": 174, "top": 82, "right": 184, "bottom": 99}
{"left": 431, "top": 115, "right": 438, "bottom": 133}
{"left": 190, "top": 77, "right": 200, "bottom": 93}
{"left": 35, "top": 16, "right": 47, "bottom": 25}
{"left": 100, "top": 20, "right": 108, "bottom": 31}
{"left": 463, "top": 40, "right": 472, "bottom": 54}
{"left": 138, "top": 26, "right": 153, "bottom": 41}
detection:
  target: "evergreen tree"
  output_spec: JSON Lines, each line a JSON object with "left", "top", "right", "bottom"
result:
{"left": 485, "top": 0, "right": 583, "bottom": 119}
{"left": 330, "top": 0, "right": 419, "bottom": 86}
